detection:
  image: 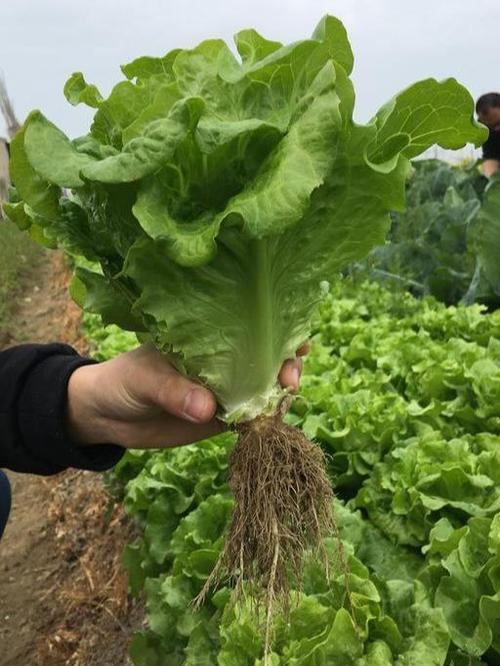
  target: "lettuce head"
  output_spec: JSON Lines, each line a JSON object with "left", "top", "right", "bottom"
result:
{"left": 5, "top": 15, "right": 487, "bottom": 421}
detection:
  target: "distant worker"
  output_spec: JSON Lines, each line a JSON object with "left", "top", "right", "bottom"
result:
{"left": 476, "top": 93, "right": 500, "bottom": 178}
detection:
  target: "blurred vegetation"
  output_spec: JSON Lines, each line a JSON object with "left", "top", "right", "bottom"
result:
{"left": 352, "top": 160, "right": 500, "bottom": 308}
{"left": 0, "top": 218, "right": 43, "bottom": 329}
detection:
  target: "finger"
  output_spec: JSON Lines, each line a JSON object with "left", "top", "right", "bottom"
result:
{"left": 134, "top": 345, "right": 218, "bottom": 424}
{"left": 115, "top": 415, "right": 227, "bottom": 448}
{"left": 156, "top": 371, "right": 217, "bottom": 424}
{"left": 296, "top": 342, "right": 310, "bottom": 357}
{"left": 279, "top": 357, "right": 302, "bottom": 392}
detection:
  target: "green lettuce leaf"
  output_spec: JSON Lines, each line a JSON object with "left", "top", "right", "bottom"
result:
{"left": 64, "top": 72, "right": 103, "bottom": 108}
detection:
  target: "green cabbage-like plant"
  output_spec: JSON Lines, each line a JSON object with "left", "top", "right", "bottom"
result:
{"left": 467, "top": 177, "right": 500, "bottom": 304}
{"left": 4, "top": 16, "right": 486, "bottom": 420}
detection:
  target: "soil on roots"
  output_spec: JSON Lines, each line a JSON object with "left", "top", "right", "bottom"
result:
{"left": 197, "top": 411, "right": 340, "bottom": 654}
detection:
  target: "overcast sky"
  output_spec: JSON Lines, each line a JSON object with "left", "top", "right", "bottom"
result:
{"left": 1, "top": 0, "right": 499, "bottom": 142}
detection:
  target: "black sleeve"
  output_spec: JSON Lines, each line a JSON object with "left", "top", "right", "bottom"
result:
{"left": 482, "top": 129, "right": 500, "bottom": 161}
{"left": 0, "top": 343, "right": 124, "bottom": 475}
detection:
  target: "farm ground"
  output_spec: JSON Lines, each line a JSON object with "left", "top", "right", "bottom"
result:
{"left": 0, "top": 230, "right": 141, "bottom": 665}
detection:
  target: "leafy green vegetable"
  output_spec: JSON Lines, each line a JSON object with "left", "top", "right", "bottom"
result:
{"left": 355, "top": 160, "right": 488, "bottom": 305}
{"left": 468, "top": 177, "right": 500, "bottom": 300}
{"left": 353, "top": 160, "right": 500, "bottom": 310}
{"left": 5, "top": 16, "right": 486, "bottom": 421}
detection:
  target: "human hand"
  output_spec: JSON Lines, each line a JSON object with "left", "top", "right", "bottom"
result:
{"left": 67, "top": 343, "right": 309, "bottom": 449}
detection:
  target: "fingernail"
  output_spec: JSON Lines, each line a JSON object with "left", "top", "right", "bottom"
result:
{"left": 183, "top": 388, "right": 209, "bottom": 422}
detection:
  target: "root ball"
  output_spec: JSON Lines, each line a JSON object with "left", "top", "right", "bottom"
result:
{"left": 196, "top": 411, "right": 337, "bottom": 634}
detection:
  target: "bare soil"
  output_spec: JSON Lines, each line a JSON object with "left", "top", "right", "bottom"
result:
{"left": 0, "top": 251, "right": 142, "bottom": 665}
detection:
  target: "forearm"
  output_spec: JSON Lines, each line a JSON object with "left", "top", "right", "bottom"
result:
{"left": 0, "top": 344, "right": 123, "bottom": 475}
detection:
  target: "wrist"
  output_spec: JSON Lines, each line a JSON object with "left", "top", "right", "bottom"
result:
{"left": 67, "top": 363, "right": 109, "bottom": 446}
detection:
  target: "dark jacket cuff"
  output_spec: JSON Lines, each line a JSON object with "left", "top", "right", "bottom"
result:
{"left": 18, "top": 353, "right": 124, "bottom": 474}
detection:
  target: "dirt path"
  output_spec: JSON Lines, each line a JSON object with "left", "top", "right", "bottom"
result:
{"left": 0, "top": 252, "right": 141, "bottom": 665}
{"left": 0, "top": 251, "right": 77, "bottom": 664}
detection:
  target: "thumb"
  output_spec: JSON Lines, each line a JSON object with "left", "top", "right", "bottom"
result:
{"left": 157, "top": 371, "right": 217, "bottom": 423}
{"left": 140, "top": 348, "right": 217, "bottom": 423}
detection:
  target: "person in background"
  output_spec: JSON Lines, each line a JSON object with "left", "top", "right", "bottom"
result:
{"left": 476, "top": 93, "right": 500, "bottom": 178}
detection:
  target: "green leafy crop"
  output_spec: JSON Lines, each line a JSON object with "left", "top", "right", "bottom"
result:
{"left": 359, "top": 160, "right": 486, "bottom": 305}
{"left": 5, "top": 15, "right": 486, "bottom": 420}
{"left": 468, "top": 177, "right": 500, "bottom": 302}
